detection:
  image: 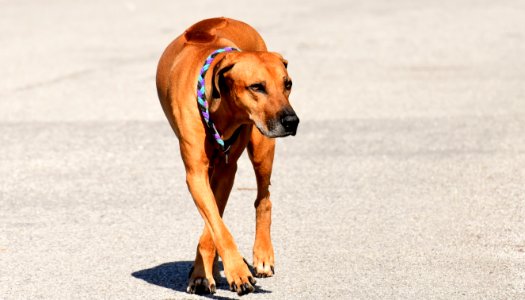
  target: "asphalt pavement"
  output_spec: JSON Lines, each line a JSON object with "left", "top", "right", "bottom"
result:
{"left": 1, "top": 1, "right": 524, "bottom": 299}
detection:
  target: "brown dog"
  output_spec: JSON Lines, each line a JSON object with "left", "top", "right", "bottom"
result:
{"left": 156, "top": 17, "right": 299, "bottom": 296}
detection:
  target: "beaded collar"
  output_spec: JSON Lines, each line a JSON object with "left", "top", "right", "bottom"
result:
{"left": 196, "top": 47, "right": 240, "bottom": 161}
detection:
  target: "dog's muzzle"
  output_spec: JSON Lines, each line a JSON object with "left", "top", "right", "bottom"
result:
{"left": 260, "top": 108, "right": 299, "bottom": 138}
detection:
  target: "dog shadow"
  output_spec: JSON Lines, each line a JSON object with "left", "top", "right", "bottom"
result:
{"left": 132, "top": 260, "right": 271, "bottom": 299}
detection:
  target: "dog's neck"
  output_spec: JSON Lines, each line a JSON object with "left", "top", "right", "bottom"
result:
{"left": 209, "top": 97, "right": 248, "bottom": 141}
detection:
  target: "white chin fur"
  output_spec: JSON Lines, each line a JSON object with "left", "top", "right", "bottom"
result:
{"left": 254, "top": 120, "right": 272, "bottom": 136}
{"left": 254, "top": 120, "right": 288, "bottom": 138}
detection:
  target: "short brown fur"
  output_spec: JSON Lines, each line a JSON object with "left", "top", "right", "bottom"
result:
{"left": 156, "top": 17, "right": 298, "bottom": 296}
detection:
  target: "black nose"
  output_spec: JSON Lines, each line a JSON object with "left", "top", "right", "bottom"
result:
{"left": 281, "top": 113, "right": 300, "bottom": 135}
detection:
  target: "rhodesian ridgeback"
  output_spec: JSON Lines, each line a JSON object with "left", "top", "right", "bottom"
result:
{"left": 156, "top": 17, "right": 299, "bottom": 296}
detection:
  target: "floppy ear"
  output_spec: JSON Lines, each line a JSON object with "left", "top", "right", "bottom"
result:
{"left": 270, "top": 52, "right": 288, "bottom": 68}
{"left": 212, "top": 53, "right": 237, "bottom": 99}
{"left": 281, "top": 58, "right": 288, "bottom": 68}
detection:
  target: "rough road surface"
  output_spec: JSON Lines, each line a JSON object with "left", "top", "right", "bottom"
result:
{"left": 1, "top": 0, "right": 524, "bottom": 299}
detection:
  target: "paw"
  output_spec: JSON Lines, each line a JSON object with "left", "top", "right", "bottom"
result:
{"left": 187, "top": 266, "right": 216, "bottom": 295}
{"left": 224, "top": 257, "right": 257, "bottom": 296}
{"left": 253, "top": 258, "right": 274, "bottom": 278}
{"left": 229, "top": 275, "right": 257, "bottom": 296}
{"left": 253, "top": 244, "right": 274, "bottom": 278}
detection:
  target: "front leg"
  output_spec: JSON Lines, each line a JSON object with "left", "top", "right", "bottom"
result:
{"left": 188, "top": 160, "right": 250, "bottom": 294}
{"left": 183, "top": 148, "right": 255, "bottom": 295}
{"left": 248, "top": 128, "right": 276, "bottom": 278}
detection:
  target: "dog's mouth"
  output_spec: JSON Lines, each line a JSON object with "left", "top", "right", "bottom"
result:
{"left": 254, "top": 110, "right": 299, "bottom": 138}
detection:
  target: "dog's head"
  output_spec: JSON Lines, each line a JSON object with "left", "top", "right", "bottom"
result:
{"left": 213, "top": 51, "right": 299, "bottom": 137}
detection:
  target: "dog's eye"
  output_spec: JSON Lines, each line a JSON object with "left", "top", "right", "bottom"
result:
{"left": 248, "top": 83, "right": 266, "bottom": 94}
{"left": 285, "top": 80, "right": 293, "bottom": 90}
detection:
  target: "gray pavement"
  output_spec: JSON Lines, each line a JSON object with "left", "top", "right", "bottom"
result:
{"left": 1, "top": 0, "right": 525, "bottom": 299}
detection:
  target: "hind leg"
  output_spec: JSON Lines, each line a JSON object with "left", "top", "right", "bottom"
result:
{"left": 248, "top": 128, "right": 276, "bottom": 277}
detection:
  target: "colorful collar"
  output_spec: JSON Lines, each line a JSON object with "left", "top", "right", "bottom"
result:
{"left": 196, "top": 47, "right": 240, "bottom": 156}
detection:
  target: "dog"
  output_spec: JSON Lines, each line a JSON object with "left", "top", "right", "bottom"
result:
{"left": 156, "top": 17, "right": 299, "bottom": 296}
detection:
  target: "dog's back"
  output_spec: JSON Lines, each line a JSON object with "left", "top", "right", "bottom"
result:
{"left": 184, "top": 18, "right": 267, "bottom": 51}
{"left": 156, "top": 18, "right": 266, "bottom": 105}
